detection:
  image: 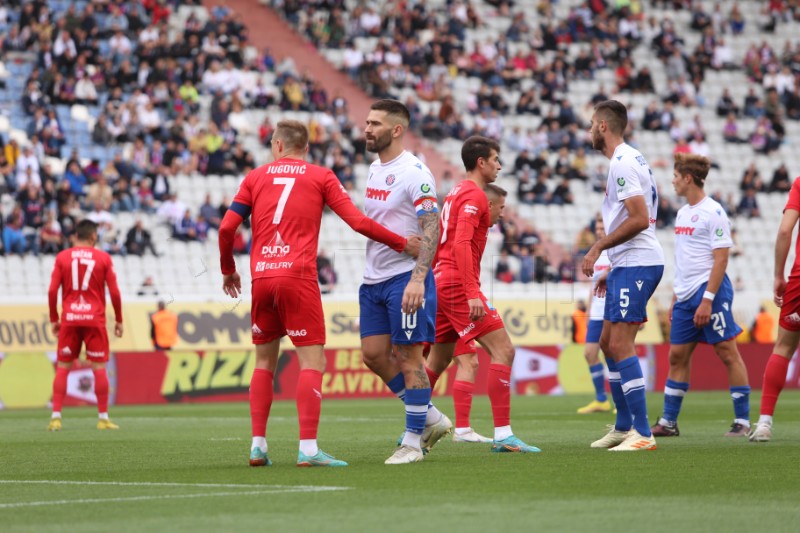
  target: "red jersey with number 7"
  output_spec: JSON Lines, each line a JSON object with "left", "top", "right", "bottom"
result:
{"left": 434, "top": 179, "right": 489, "bottom": 299}
{"left": 227, "top": 158, "right": 407, "bottom": 281}
{"left": 49, "top": 246, "right": 122, "bottom": 327}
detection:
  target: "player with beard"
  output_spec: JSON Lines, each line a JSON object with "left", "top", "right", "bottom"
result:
{"left": 582, "top": 100, "right": 664, "bottom": 451}
{"left": 359, "top": 100, "right": 450, "bottom": 464}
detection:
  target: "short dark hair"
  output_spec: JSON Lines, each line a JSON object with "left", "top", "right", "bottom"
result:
{"left": 370, "top": 99, "right": 410, "bottom": 126}
{"left": 674, "top": 153, "right": 711, "bottom": 187}
{"left": 485, "top": 183, "right": 507, "bottom": 200}
{"left": 461, "top": 135, "right": 500, "bottom": 171}
{"left": 273, "top": 119, "right": 308, "bottom": 151}
{"left": 594, "top": 100, "right": 628, "bottom": 135}
{"left": 75, "top": 219, "right": 98, "bottom": 241}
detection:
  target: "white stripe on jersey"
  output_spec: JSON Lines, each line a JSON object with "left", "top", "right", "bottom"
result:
{"left": 602, "top": 143, "right": 664, "bottom": 267}
{"left": 673, "top": 196, "right": 733, "bottom": 301}
{"left": 363, "top": 151, "right": 437, "bottom": 284}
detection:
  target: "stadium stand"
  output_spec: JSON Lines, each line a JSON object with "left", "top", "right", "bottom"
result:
{"left": 0, "top": 0, "right": 797, "bottom": 329}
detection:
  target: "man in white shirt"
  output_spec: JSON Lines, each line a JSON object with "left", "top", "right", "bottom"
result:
{"left": 651, "top": 153, "right": 750, "bottom": 438}
{"left": 359, "top": 100, "right": 450, "bottom": 464}
{"left": 583, "top": 100, "right": 664, "bottom": 452}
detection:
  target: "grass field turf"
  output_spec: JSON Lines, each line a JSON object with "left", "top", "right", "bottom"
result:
{"left": 1, "top": 392, "right": 799, "bottom": 532}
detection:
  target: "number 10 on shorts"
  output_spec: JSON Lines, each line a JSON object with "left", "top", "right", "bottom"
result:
{"left": 402, "top": 311, "right": 417, "bottom": 330}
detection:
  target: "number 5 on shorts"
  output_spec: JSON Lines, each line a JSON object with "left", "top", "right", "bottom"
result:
{"left": 620, "top": 288, "right": 630, "bottom": 308}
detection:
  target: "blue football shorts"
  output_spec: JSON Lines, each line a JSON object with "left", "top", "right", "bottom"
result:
{"left": 586, "top": 319, "right": 604, "bottom": 343}
{"left": 604, "top": 265, "right": 664, "bottom": 323}
{"left": 359, "top": 270, "right": 437, "bottom": 345}
{"left": 670, "top": 275, "right": 742, "bottom": 345}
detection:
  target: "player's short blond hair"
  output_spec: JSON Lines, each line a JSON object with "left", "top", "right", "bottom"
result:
{"left": 674, "top": 153, "right": 711, "bottom": 187}
{"left": 274, "top": 120, "right": 309, "bottom": 151}
{"left": 485, "top": 183, "right": 507, "bottom": 200}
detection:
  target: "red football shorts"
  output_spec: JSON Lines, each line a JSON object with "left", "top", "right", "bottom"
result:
{"left": 422, "top": 338, "right": 476, "bottom": 359}
{"left": 435, "top": 283, "right": 504, "bottom": 344}
{"left": 251, "top": 277, "right": 325, "bottom": 346}
{"left": 779, "top": 276, "right": 800, "bottom": 331}
{"left": 454, "top": 337, "right": 476, "bottom": 356}
{"left": 57, "top": 325, "right": 109, "bottom": 362}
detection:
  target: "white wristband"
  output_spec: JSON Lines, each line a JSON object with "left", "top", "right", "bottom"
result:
{"left": 702, "top": 290, "right": 715, "bottom": 301}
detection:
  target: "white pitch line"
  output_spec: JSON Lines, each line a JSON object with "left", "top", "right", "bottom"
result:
{"left": 0, "top": 488, "right": 347, "bottom": 509}
{"left": 0, "top": 480, "right": 348, "bottom": 491}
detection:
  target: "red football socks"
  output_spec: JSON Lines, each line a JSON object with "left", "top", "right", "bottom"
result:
{"left": 296, "top": 369, "right": 323, "bottom": 440}
{"left": 760, "top": 354, "right": 790, "bottom": 416}
{"left": 249, "top": 369, "right": 274, "bottom": 437}
{"left": 93, "top": 368, "right": 109, "bottom": 414}
{"left": 488, "top": 363, "right": 512, "bottom": 427}
{"left": 453, "top": 380, "right": 474, "bottom": 429}
{"left": 425, "top": 366, "right": 440, "bottom": 390}
{"left": 52, "top": 367, "right": 69, "bottom": 413}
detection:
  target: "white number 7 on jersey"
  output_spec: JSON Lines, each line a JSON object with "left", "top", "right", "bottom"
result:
{"left": 273, "top": 177, "right": 295, "bottom": 224}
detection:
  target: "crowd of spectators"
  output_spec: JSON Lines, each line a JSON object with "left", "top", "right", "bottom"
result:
{"left": 1, "top": 0, "right": 797, "bottom": 291}
{"left": 270, "top": 0, "right": 799, "bottom": 284}
{"left": 0, "top": 0, "right": 374, "bottom": 261}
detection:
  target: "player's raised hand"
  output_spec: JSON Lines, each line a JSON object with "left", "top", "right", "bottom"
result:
{"left": 404, "top": 235, "right": 422, "bottom": 258}
{"left": 114, "top": 322, "right": 124, "bottom": 338}
{"left": 467, "top": 298, "right": 485, "bottom": 321}
{"left": 582, "top": 245, "right": 600, "bottom": 278}
{"left": 402, "top": 279, "right": 425, "bottom": 314}
{"left": 223, "top": 271, "right": 242, "bottom": 298}
{"left": 694, "top": 299, "right": 712, "bottom": 328}
{"left": 774, "top": 276, "right": 787, "bottom": 307}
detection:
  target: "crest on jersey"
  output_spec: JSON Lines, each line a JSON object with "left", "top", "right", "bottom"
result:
{"left": 385, "top": 174, "right": 395, "bottom": 186}
{"left": 691, "top": 214, "right": 699, "bottom": 222}
{"left": 421, "top": 183, "right": 431, "bottom": 193}
{"left": 617, "top": 177, "right": 625, "bottom": 186}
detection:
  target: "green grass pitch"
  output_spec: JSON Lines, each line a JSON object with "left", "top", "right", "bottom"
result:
{"left": 1, "top": 392, "right": 799, "bottom": 532}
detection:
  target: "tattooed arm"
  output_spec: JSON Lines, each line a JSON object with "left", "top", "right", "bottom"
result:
{"left": 401, "top": 212, "right": 440, "bottom": 314}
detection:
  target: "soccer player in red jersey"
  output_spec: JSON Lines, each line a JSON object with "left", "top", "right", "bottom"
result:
{"left": 218, "top": 120, "right": 419, "bottom": 467}
{"left": 47, "top": 219, "right": 123, "bottom": 431}
{"left": 426, "top": 135, "right": 540, "bottom": 453}
{"left": 750, "top": 177, "right": 800, "bottom": 442}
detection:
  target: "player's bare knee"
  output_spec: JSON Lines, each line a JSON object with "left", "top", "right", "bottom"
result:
{"left": 668, "top": 348, "right": 691, "bottom": 371}
{"left": 714, "top": 342, "right": 743, "bottom": 367}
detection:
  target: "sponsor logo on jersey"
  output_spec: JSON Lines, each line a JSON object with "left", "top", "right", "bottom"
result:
{"left": 365, "top": 187, "right": 392, "bottom": 201}
{"left": 464, "top": 204, "right": 479, "bottom": 215}
{"left": 617, "top": 177, "right": 625, "bottom": 186}
{"left": 261, "top": 231, "right": 290, "bottom": 257}
{"left": 715, "top": 228, "right": 724, "bottom": 237}
{"left": 420, "top": 183, "right": 431, "bottom": 194}
{"left": 691, "top": 214, "right": 699, "bottom": 222}
{"left": 786, "top": 312, "right": 800, "bottom": 323}
{"left": 287, "top": 329, "right": 307, "bottom": 337}
{"left": 675, "top": 226, "right": 696, "bottom": 236}
{"left": 69, "top": 295, "right": 92, "bottom": 312}
{"left": 635, "top": 280, "right": 644, "bottom": 290}
{"left": 415, "top": 163, "right": 422, "bottom": 169}
{"left": 255, "top": 261, "right": 294, "bottom": 272}
{"left": 722, "top": 302, "right": 730, "bottom": 311}
{"left": 385, "top": 174, "right": 395, "bottom": 185}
